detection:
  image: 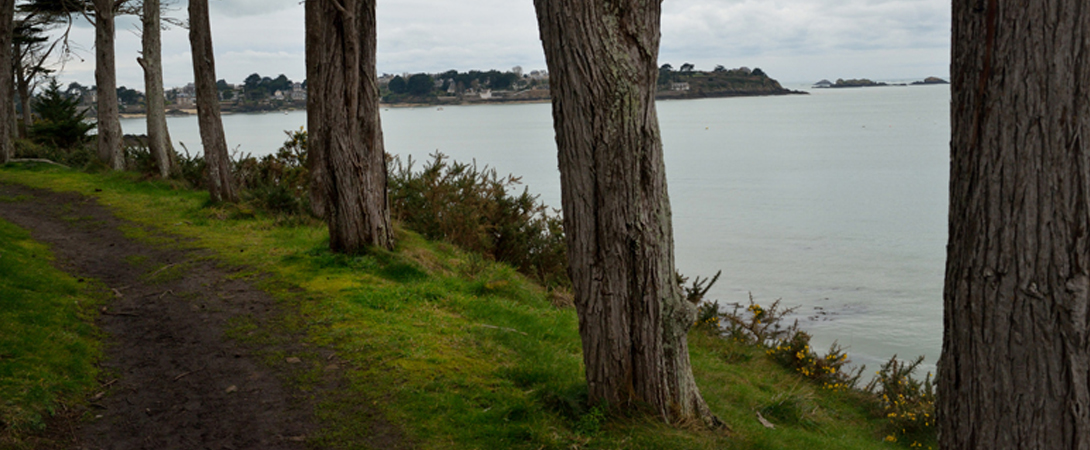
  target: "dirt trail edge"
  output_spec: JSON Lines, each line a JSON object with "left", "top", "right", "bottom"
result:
{"left": 0, "top": 183, "right": 362, "bottom": 450}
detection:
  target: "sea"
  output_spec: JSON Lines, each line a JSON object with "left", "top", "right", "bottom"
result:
{"left": 120, "top": 83, "right": 950, "bottom": 375}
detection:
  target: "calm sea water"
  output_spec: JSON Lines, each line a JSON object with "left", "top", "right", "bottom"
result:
{"left": 120, "top": 84, "right": 950, "bottom": 373}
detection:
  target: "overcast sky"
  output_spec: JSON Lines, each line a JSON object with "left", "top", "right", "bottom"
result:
{"left": 48, "top": 0, "right": 950, "bottom": 90}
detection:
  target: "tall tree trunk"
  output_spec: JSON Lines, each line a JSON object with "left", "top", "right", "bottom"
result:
{"left": 534, "top": 0, "right": 718, "bottom": 426}
{"left": 939, "top": 0, "right": 1090, "bottom": 448}
{"left": 188, "top": 0, "right": 236, "bottom": 203}
{"left": 139, "top": 0, "right": 172, "bottom": 178}
{"left": 305, "top": 0, "right": 393, "bottom": 252}
{"left": 0, "top": 0, "right": 13, "bottom": 164}
{"left": 13, "top": 45, "right": 31, "bottom": 138}
{"left": 16, "top": 75, "right": 30, "bottom": 138}
{"left": 94, "top": 0, "right": 121, "bottom": 169}
{"left": 304, "top": 2, "right": 325, "bottom": 220}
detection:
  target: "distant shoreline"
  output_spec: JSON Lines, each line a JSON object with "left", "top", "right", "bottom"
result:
{"left": 119, "top": 90, "right": 804, "bottom": 119}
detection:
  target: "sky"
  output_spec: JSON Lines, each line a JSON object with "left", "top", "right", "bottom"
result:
{"left": 45, "top": 0, "right": 951, "bottom": 91}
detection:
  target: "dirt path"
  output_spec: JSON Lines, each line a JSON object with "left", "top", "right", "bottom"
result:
{"left": 0, "top": 184, "right": 322, "bottom": 449}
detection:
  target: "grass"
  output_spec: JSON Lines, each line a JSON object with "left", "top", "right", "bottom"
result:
{"left": 0, "top": 161, "right": 905, "bottom": 449}
{"left": 0, "top": 216, "right": 104, "bottom": 446}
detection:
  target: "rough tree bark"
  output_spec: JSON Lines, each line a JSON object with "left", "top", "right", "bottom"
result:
{"left": 304, "top": 2, "right": 325, "bottom": 220}
{"left": 13, "top": 41, "right": 32, "bottom": 136}
{"left": 138, "top": 0, "right": 172, "bottom": 178}
{"left": 188, "top": 0, "right": 236, "bottom": 203}
{"left": 0, "top": 0, "right": 13, "bottom": 164}
{"left": 534, "top": 0, "right": 718, "bottom": 426}
{"left": 939, "top": 0, "right": 1090, "bottom": 448}
{"left": 305, "top": 0, "right": 393, "bottom": 252}
{"left": 93, "top": 0, "right": 122, "bottom": 169}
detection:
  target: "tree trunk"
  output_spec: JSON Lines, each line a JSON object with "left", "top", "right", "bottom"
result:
{"left": 939, "top": 0, "right": 1090, "bottom": 448}
{"left": 139, "top": 0, "right": 172, "bottom": 178}
{"left": 305, "top": 0, "right": 393, "bottom": 252}
{"left": 0, "top": 0, "right": 13, "bottom": 164}
{"left": 13, "top": 44, "right": 31, "bottom": 137}
{"left": 94, "top": 0, "right": 122, "bottom": 170}
{"left": 188, "top": 0, "right": 236, "bottom": 203}
{"left": 304, "top": 2, "right": 325, "bottom": 220}
{"left": 534, "top": 0, "right": 718, "bottom": 427}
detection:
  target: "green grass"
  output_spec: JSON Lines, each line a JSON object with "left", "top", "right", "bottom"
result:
{"left": 0, "top": 162, "right": 907, "bottom": 449}
{"left": 0, "top": 217, "right": 104, "bottom": 443}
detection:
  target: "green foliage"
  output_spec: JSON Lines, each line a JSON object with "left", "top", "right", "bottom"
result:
{"left": 13, "top": 138, "right": 96, "bottom": 168}
{"left": 766, "top": 330, "right": 861, "bottom": 390}
{"left": 389, "top": 152, "right": 568, "bottom": 287}
{"left": 721, "top": 294, "right": 800, "bottom": 345}
{"left": 171, "top": 143, "right": 207, "bottom": 188}
{"left": 388, "top": 75, "right": 408, "bottom": 94}
{"left": 758, "top": 389, "right": 819, "bottom": 429}
{"left": 407, "top": 73, "right": 434, "bottom": 96}
{"left": 865, "top": 356, "right": 936, "bottom": 447}
{"left": 28, "top": 79, "right": 95, "bottom": 150}
{"left": 234, "top": 128, "right": 310, "bottom": 216}
{"left": 0, "top": 219, "right": 102, "bottom": 441}
{"left": 1, "top": 157, "right": 905, "bottom": 450}
{"left": 116, "top": 86, "right": 143, "bottom": 106}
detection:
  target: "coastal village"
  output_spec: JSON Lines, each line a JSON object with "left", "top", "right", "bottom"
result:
{"left": 55, "top": 63, "right": 824, "bottom": 117}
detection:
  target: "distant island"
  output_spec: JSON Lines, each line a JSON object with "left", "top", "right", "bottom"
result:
{"left": 654, "top": 64, "right": 805, "bottom": 100}
{"left": 813, "top": 76, "right": 948, "bottom": 89}
{"left": 376, "top": 64, "right": 804, "bottom": 106}
{"left": 73, "top": 65, "right": 803, "bottom": 118}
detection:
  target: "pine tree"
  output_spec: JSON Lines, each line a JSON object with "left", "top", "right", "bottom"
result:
{"left": 29, "top": 79, "right": 95, "bottom": 149}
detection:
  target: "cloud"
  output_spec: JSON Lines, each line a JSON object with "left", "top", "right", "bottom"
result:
{"left": 660, "top": 0, "right": 950, "bottom": 80}
{"left": 205, "top": 0, "right": 300, "bottom": 18}
{"left": 45, "top": 0, "right": 950, "bottom": 90}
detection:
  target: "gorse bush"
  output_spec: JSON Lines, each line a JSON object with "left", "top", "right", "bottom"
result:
{"left": 713, "top": 294, "right": 800, "bottom": 345}
{"left": 389, "top": 152, "right": 568, "bottom": 287}
{"left": 766, "top": 330, "right": 861, "bottom": 390}
{"left": 866, "top": 355, "right": 935, "bottom": 448}
{"left": 696, "top": 289, "right": 935, "bottom": 443}
{"left": 233, "top": 128, "right": 310, "bottom": 216}
{"left": 121, "top": 130, "right": 570, "bottom": 286}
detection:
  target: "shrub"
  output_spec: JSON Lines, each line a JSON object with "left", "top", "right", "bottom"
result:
{"left": 719, "top": 294, "right": 800, "bottom": 345}
{"left": 766, "top": 330, "right": 861, "bottom": 390}
{"left": 233, "top": 128, "right": 310, "bottom": 216}
{"left": 28, "top": 79, "right": 95, "bottom": 150}
{"left": 12, "top": 138, "right": 96, "bottom": 169}
{"left": 696, "top": 292, "right": 863, "bottom": 390}
{"left": 866, "top": 355, "right": 935, "bottom": 447}
{"left": 388, "top": 152, "right": 568, "bottom": 287}
{"left": 172, "top": 143, "right": 207, "bottom": 189}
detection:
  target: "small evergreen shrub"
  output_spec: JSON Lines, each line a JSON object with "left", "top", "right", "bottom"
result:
{"left": 28, "top": 79, "right": 95, "bottom": 150}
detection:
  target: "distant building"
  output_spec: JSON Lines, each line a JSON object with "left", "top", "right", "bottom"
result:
{"left": 479, "top": 89, "right": 492, "bottom": 99}
{"left": 670, "top": 82, "right": 690, "bottom": 91}
{"left": 291, "top": 82, "right": 306, "bottom": 101}
{"left": 175, "top": 92, "right": 194, "bottom": 107}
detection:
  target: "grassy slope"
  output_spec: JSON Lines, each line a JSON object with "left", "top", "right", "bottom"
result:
{"left": 0, "top": 163, "right": 900, "bottom": 450}
{"left": 0, "top": 204, "right": 104, "bottom": 445}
